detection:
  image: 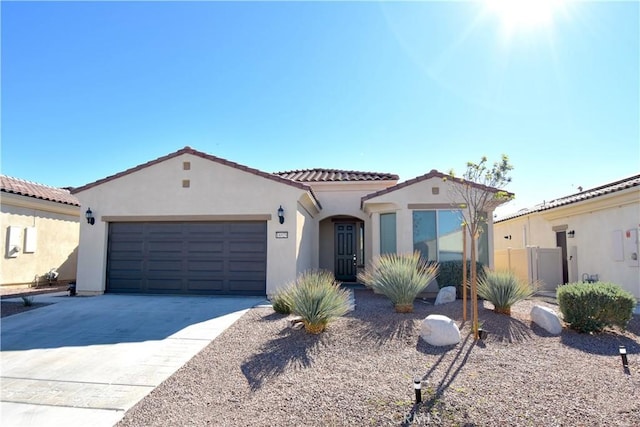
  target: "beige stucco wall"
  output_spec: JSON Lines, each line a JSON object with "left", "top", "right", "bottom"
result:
{"left": 494, "top": 188, "right": 640, "bottom": 298}
{"left": 1, "top": 194, "right": 79, "bottom": 285}
{"left": 73, "top": 153, "right": 316, "bottom": 296}
{"left": 362, "top": 177, "right": 497, "bottom": 268}
{"left": 294, "top": 204, "right": 318, "bottom": 280}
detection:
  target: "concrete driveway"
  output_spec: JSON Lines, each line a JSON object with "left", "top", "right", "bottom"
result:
{"left": 1, "top": 293, "right": 267, "bottom": 427}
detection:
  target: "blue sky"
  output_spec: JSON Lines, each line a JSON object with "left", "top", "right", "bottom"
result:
{"left": 2, "top": 1, "right": 638, "bottom": 217}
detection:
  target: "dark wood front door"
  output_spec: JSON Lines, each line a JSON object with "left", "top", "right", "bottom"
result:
{"left": 335, "top": 223, "right": 357, "bottom": 282}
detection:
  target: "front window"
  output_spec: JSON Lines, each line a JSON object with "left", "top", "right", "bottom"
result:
{"left": 413, "top": 210, "right": 464, "bottom": 261}
{"left": 380, "top": 213, "right": 397, "bottom": 255}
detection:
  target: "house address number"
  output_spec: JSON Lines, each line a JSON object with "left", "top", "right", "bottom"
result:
{"left": 276, "top": 231, "right": 288, "bottom": 239}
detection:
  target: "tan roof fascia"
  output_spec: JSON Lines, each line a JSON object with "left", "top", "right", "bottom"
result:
{"left": 298, "top": 192, "right": 322, "bottom": 217}
{"left": 360, "top": 169, "right": 512, "bottom": 209}
{"left": 1, "top": 192, "right": 81, "bottom": 217}
{"left": 540, "top": 187, "right": 640, "bottom": 221}
{"left": 361, "top": 202, "right": 400, "bottom": 215}
{"left": 71, "top": 147, "right": 321, "bottom": 206}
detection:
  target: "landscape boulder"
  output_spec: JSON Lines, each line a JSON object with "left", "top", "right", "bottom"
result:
{"left": 434, "top": 286, "right": 457, "bottom": 305}
{"left": 420, "top": 314, "right": 461, "bottom": 346}
{"left": 530, "top": 305, "right": 563, "bottom": 335}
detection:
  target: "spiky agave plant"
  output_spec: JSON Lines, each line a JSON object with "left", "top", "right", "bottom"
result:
{"left": 358, "top": 252, "right": 439, "bottom": 313}
{"left": 477, "top": 270, "right": 537, "bottom": 315}
{"left": 288, "top": 270, "right": 350, "bottom": 334}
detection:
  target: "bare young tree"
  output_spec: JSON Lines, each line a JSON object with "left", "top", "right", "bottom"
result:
{"left": 447, "top": 155, "right": 514, "bottom": 339}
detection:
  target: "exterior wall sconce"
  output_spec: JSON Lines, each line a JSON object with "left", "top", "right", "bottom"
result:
{"left": 85, "top": 208, "right": 95, "bottom": 225}
{"left": 567, "top": 230, "right": 575, "bottom": 238}
{"left": 277, "top": 205, "right": 285, "bottom": 224}
{"left": 504, "top": 235, "right": 512, "bottom": 240}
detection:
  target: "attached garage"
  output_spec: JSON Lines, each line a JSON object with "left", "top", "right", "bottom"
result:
{"left": 72, "top": 147, "right": 321, "bottom": 296}
{"left": 106, "top": 221, "right": 267, "bottom": 295}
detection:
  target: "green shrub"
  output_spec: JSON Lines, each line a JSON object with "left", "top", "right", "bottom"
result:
{"left": 437, "top": 260, "right": 485, "bottom": 298}
{"left": 477, "top": 270, "right": 537, "bottom": 315}
{"left": 270, "top": 288, "right": 293, "bottom": 315}
{"left": 557, "top": 282, "right": 636, "bottom": 333}
{"left": 288, "top": 270, "right": 350, "bottom": 334}
{"left": 358, "top": 252, "right": 439, "bottom": 313}
{"left": 21, "top": 296, "right": 34, "bottom": 307}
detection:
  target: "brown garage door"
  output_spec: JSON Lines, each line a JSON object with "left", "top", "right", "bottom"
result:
{"left": 106, "top": 222, "right": 267, "bottom": 295}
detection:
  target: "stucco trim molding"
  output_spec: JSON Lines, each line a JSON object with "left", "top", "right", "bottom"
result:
{"left": 101, "top": 214, "right": 272, "bottom": 222}
{"left": 407, "top": 203, "right": 458, "bottom": 210}
{"left": 1, "top": 192, "right": 81, "bottom": 217}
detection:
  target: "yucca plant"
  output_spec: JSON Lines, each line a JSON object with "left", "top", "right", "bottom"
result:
{"left": 477, "top": 270, "right": 537, "bottom": 315}
{"left": 288, "top": 270, "right": 350, "bottom": 334}
{"left": 357, "top": 252, "right": 439, "bottom": 313}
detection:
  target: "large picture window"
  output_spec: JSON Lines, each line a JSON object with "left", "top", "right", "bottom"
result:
{"left": 413, "top": 210, "right": 464, "bottom": 262}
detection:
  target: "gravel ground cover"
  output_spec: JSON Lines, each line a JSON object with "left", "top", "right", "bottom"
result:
{"left": 117, "top": 290, "right": 640, "bottom": 426}
{"left": 0, "top": 285, "right": 66, "bottom": 317}
{"left": 0, "top": 301, "right": 53, "bottom": 318}
{"left": 0, "top": 284, "right": 68, "bottom": 299}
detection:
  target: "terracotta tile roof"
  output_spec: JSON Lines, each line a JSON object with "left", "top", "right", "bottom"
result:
{"left": 361, "top": 169, "right": 512, "bottom": 205}
{"left": 1, "top": 175, "right": 80, "bottom": 206}
{"left": 275, "top": 169, "right": 399, "bottom": 182}
{"left": 71, "top": 147, "right": 321, "bottom": 208}
{"left": 496, "top": 174, "right": 640, "bottom": 222}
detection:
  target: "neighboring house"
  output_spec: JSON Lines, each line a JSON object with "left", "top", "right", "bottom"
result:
{"left": 494, "top": 174, "right": 640, "bottom": 298}
{"left": 71, "top": 147, "right": 508, "bottom": 296}
{"left": 1, "top": 175, "right": 80, "bottom": 287}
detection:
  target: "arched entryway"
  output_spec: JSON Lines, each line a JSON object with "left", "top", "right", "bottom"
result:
{"left": 319, "top": 216, "right": 365, "bottom": 283}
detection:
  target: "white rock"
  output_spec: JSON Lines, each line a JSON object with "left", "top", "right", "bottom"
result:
{"left": 420, "top": 314, "right": 461, "bottom": 346}
{"left": 434, "top": 286, "right": 457, "bottom": 305}
{"left": 288, "top": 316, "right": 303, "bottom": 328}
{"left": 531, "top": 305, "right": 563, "bottom": 335}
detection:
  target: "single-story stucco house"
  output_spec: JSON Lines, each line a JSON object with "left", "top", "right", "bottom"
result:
{"left": 71, "top": 147, "right": 508, "bottom": 297}
{"left": 494, "top": 174, "right": 640, "bottom": 299}
{"left": 1, "top": 175, "right": 80, "bottom": 287}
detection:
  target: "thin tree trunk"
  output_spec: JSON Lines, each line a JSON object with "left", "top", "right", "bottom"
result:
{"left": 462, "top": 224, "right": 467, "bottom": 322}
{"left": 471, "top": 232, "right": 478, "bottom": 340}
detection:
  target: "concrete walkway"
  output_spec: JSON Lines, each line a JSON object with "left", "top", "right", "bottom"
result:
{"left": 1, "top": 292, "right": 267, "bottom": 427}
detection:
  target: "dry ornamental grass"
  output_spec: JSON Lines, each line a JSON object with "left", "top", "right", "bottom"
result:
{"left": 118, "top": 291, "right": 640, "bottom": 427}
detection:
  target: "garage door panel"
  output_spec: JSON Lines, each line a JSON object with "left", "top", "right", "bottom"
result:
{"left": 187, "top": 260, "right": 223, "bottom": 272}
{"left": 147, "top": 223, "right": 182, "bottom": 233}
{"left": 229, "top": 241, "right": 266, "bottom": 254}
{"left": 109, "top": 259, "right": 144, "bottom": 272}
{"left": 146, "top": 279, "right": 183, "bottom": 291}
{"left": 187, "top": 280, "right": 224, "bottom": 292}
{"left": 110, "top": 223, "right": 144, "bottom": 233}
{"left": 108, "top": 278, "right": 144, "bottom": 291}
{"left": 147, "top": 260, "right": 182, "bottom": 272}
{"left": 229, "top": 280, "right": 266, "bottom": 292}
{"left": 187, "top": 241, "right": 224, "bottom": 254}
{"left": 229, "top": 222, "right": 265, "bottom": 234}
{"left": 107, "top": 221, "right": 266, "bottom": 295}
{"left": 229, "top": 260, "right": 266, "bottom": 272}
{"left": 109, "top": 240, "right": 144, "bottom": 252}
{"left": 186, "top": 223, "right": 226, "bottom": 233}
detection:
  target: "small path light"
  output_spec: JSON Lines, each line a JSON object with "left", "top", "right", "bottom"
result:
{"left": 414, "top": 378, "right": 422, "bottom": 404}
{"left": 619, "top": 346, "right": 628, "bottom": 368}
